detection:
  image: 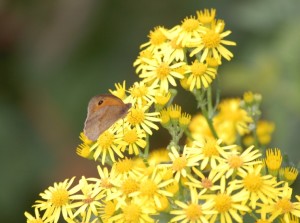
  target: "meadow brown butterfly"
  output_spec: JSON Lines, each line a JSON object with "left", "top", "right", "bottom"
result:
{"left": 83, "top": 94, "right": 131, "bottom": 141}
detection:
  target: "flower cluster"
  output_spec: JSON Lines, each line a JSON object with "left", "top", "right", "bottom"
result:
{"left": 25, "top": 8, "right": 299, "bottom": 223}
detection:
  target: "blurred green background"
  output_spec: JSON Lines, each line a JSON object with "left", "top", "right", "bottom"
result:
{"left": 1, "top": 0, "right": 299, "bottom": 222}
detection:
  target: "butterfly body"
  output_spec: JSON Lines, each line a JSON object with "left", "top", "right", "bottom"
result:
{"left": 84, "top": 94, "right": 131, "bottom": 141}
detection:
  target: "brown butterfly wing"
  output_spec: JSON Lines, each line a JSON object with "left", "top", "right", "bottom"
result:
{"left": 84, "top": 95, "right": 131, "bottom": 141}
{"left": 84, "top": 105, "right": 109, "bottom": 141}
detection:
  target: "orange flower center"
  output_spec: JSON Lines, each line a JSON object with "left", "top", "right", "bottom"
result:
{"left": 202, "top": 178, "right": 213, "bottom": 189}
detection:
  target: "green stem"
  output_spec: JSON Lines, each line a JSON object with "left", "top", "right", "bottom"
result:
{"left": 207, "top": 86, "right": 214, "bottom": 118}
{"left": 252, "top": 123, "right": 259, "bottom": 149}
{"left": 167, "top": 124, "right": 182, "bottom": 151}
{"left": 200, "top": 103, "right": 219, "bottom": 139}
{"left": 235, "top": 133, "right": 242, "bottom": 146}
{"left": 104, "top": 156, "right": 113, "bottom": 167}
{"left": 143, "top": 134, "right": 150, "bottom": 158}
{"left": 249, "top": 212, "right": 258, "bottom": 220}
{"left": 214, "top": 77, "right": 221, "bottom": 113}
{"left": 167, "top": 89, "right": 177, "bottom": 107}
{"left": 194, "top": 88, "right": 219, "bottom": 139}
{"left": 139, "top": 134, "right": 150, "bottom": 167}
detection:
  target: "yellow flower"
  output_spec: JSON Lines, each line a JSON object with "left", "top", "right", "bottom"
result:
{"left": 72, "top": 177, "right": 105, "bottom": 222}
{"left": 186, "top": 59, "right": 217, "bottom": 91}
{"left": 126, "top": 81, "right": 157, "bottom": 106}
{"left": 154, "top": 90, "right": 171, "bottom": 109}
{"left": 112, "top": 157, "right": 144, "bottom": 181}
{"left": 109, "top": 81, "right": 127, "bottom": 100}
{"left": 190, "top": 19, "right": 236, "bottom": 62}
{"left": 76, "top": 132, "right": 96, "bottom": 159}
{"left": 179, "top": 112, "right": 191, "bottom": 128}
{"left": 160, "top": 108, "right": 171, "bottom": 127}
{"left": 197, "top": 8, "right": 216, "bottom": 25}
{"left": 107, "top": 175, "right": 141, "bottom": 203}
{"left": 148, "top": 148, "right": 170, "bottom": 166}
{"left": 243, "top": 91, "right": 255, "bottom": 104}
{"left": 243, "top": 120, "right": 275, "bottom": 146}
{"left": 209, "top": 177, "right": 250, "bottom": 223}
{"left": 108, "top": 197, "right": 156, "bottom": 223}
{"left": 79, "top": 131, "right": 93, "bottom": 145}
{"left": 129, "top": 168, "right": 174, "bottom": 209}
{"left": 243, "top": 91, "right": 262, "bottom": 105}
{"left": 180, "top": 75, "right": 191, "bottom": 91}
{"left": 156, "top": 195, "right": 170, "bottom": 211}
{"left": 98, "top": 200, "right": 118, "bottom": 223}
{"left": 164, "top": 35, "right": 186, "bottom": 62}
{"left": 280, "top": 214, "right": 300, "bottom": 223}
{"left": 119, "top": 177, "right": 141, "bottom": 197}
{"left": 126, "top": 103, "right": 160, "bottom": 135}
{"left": 233, "top": 164, "right": 283, "bottom": 209}
{"left": 140, "top": 26, "right": 168, "bottom": 52}
{"left": 255, "top": 204, "right": 281, "bottom": 223}
{"left": 188, "top": 113, "right": 214, "bottom": 143}
{"left": 97, "top": 165, "right": 119, "bottom": 199}
{"left": 217, "top": 98, "right": 253, "bottom": 133}
{"left": 186, "top": 138, "right": 235, "bottom": 170}
{"left": 76, "top": 142, "right": 93, "bottom": 159}
{"left": 205, "top": 55, "right": 222, "bottom": 67}
{"left": 279, "top": 167, "right": 299, "bottom": 186}
{"left": 34, "top": 178, "right": 82, "bottom": 223}
{"left": 257, "top": 120, "right": 275, "bottom": 145}
{"left": 138, "top": 54, "right": 185, "bottom": 92}
{"left": 168, "top": 104, "right": 182, "bottom": 122}
{"left": 117, "top": 126, "right": 147, "bottom": 155}
{"left": 186, "top": 166, "right": 222, "bottom": 194}
{"left": 216, "top": 145, "right": 262, "bottom": 179}
{"left": 24, "top": 208, "right": 46, "bottom": 223}
{"left": 214, "top": 98, "right": 253, "bottom": 144}
{"left": 170, "top": 187, "right": 215, "bottom": 223}
{"left": 263, "top": 184, "right": 300, "bottom": 222}
{"left": 175, "top": 16, "right": 205, "bottom": 47}
{"left": 90, "top": 127, "right": 123, "bottom": 165}
{"left": 165, "top": 180, "right": 179, "bottom": 196}
{"left": 159, "top": 146, "right": 199, "bottom": 182}
{"left": 265, "top": 148, "right": 282, "bottom": 177}
{"left": 133, "top": 49, "right": 154, "bottom": 74}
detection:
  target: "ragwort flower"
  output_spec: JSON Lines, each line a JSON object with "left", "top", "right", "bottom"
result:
{"left": 158, "top": 146, "right": 199, "bottom": 182}
{"left": 24, "top": 208, "right": 46, "bottom": 223}
{"left": 72, "top": 177, "right": 105, "bottom": 222}
{"left": 170, "top": 187, "right": 215, "bottom": 223}
{"left": 208, "top": 177, "right": 250, "bottom": 223}
{"left": 34, "top": 178, "right": 81, "bottom": 223}
{"left": 185, "top": 59, "right": 217, "bottom": 91}
{"left": 108, "top": 197, "right": 156, "bottom": 223}
{"left": 129, "top": 168, "right": 174, "bottom": 209}
{"left": 186, "top": 138, "right": 235, "bottom": 170}
{"left": 232, "top": 164, "right": 283, "bottom": 209}
{"left": 138, "top": 53, "right": 185, "bottom": 92}
{"left": 90, "top": 126, "right": 123, "bottom": 165}
{"left": 216, "top": 145, "right": 262, "bottom": 179}
{"left": 190, "top": 19, "right": 236, "bottom": 62}
{"left": 126, "top": 103, "right": 160, "bottom": 135}
{"left": 117, "top": 125, "right": 147, "bottom": 155}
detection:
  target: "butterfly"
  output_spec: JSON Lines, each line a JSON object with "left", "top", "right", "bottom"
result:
{"left": 84, "top": 94, "right": 131, "bottom": 141}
